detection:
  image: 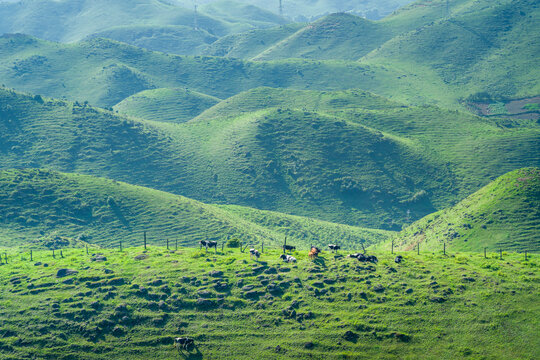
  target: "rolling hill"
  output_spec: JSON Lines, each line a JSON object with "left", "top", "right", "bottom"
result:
{"left": 362, "top": 0, "right": 540, "bottom": 102}
{"left": 0, "top": 245, "right": 538, "bottom": 359}
{"left": 0, "top": 168, "right": 391, "bottom": 248}
{"left": 251, "top": 13, "right": 394, "bottom": 61}
{"left": 1, "top": 87, "right": 539, "bottom": 230}
{"left": 85, "top": 25, "right": 219, "bottom": 56}
{"left": 0, "top": 34, "right": 415, "bottom": 108}
{"left": 113, "top": 88, "right": 221, "bottom": 123}
{"left": 394, "top": 168, "right": 540, "bottom": 253}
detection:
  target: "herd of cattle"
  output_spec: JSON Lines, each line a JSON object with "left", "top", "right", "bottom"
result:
{"left": 180, "top": 240, "right": 404, "bottom": 352}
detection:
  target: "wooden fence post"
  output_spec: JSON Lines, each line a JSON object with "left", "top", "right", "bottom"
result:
{"left": 499, "top": 249, "right": 503, "bottom": 260}
{"left": 417, "top": 243, "right": 420, "bottom": 255}
{"left": 175, "top": 239, "right": 178, "bottom": 251}
{"left": 4, "top": 253, "right": 7, "bottom": 264}
{"left": 167, "top": 238, "right": 169, "bottom": 250}
{"left": 221, "top": 242, "right": 224, "bottom": 252}
{"left": 262, "top": 240, "right": 264, "bottom": 253}
{"left": 484, "top": 247, "right": 487, "bottom": 259}
{"left": 525, "top": 251, "right": 527, "bottom": 261}
{"left": 443, "top": 242, "right": 446, "bottom": 256}
{"left": 60, "top": 250, "right": 64, "bottom": 258}
{"left": 144, "top": 231, "right": 147, "bottom": 250}
{"left": 86, "top": 244, "right": 89, "bottom": 255}
{"left": 53, "top": 250, "right": 55, "bottom": 259}
{"left": 30, "top": 250, "right": 33, "bottom": 262}
{"left": 120, "top": 241, "right": 123, "bottom": 251}
{"left": 283, "top": 236, "right": 287, "bottom": 254}
{"left": 391, "top": 239, "right": 394, "bottom": 255}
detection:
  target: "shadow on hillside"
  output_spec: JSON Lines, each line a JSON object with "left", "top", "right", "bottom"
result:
{"left": 178, "top": 347, "right": 203, "bottom": 360}
{"left": 313, "top": 257, "right": 327, "bottom": 267}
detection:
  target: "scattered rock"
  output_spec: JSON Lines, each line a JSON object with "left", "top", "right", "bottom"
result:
{"left": 343, "top": 330, "right": 358, "bottom": 342}
{"left": 91, "top": 255, "right": 107, "bottom": 262}
{"left": 208, "top": 270, "right": 223, "bottom": 278}
{"left": 304, "top": 342, "right": 314, "bottom": 349}
{"left": 134, "top": 254, "right": 149, "bottom": 261}
{"left": 405, "top": 288, "right": 413, "bottom": 294}
{"left": 373, "top": 284, "right": 385, "bottom": 293}
{"left": 56, "top": 269, "right": 78, "bottom": 278}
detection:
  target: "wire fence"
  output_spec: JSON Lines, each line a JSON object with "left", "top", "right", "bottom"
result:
{"left": 0, "top": 231, "right": 535, "bottom": 266}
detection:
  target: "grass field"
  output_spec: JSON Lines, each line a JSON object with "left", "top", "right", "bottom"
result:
{"left": 0, "top": 246, "right": 538, "bottom": 359}
{"left": 393, "top": 168, "right": 540, "bottom": 253}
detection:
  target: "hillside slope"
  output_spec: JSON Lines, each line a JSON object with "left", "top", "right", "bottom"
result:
{"left": 1, "top": 87, "right": 539, "bottom": 229}
{"left": 395, "top": 168, "right": 540, "bottom": 252}
{"left": 0, "top": 34, "right": 410, "bottom": 108}
{"left": 85, "top": 25, "right": 218, "bottom": 56}
{"left": 113, "top": 88, "right": 221, "bottom": 123}
{"left": 0, "top": 169, "right": 391, "bottom": 248}
{"left": 0, "top": 246, "right": 538, "bottom": 359}
{"left": 252, "top": 13, "right": 393, "bottom": 61}
{"left": 363, "top": 0, "right": 540, "bottom": 101}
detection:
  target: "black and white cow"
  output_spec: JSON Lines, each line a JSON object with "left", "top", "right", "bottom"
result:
{"left": 199, "top": 240, "right": 218, "bottom": 252}
{"left": 174, "top": 337, "right": 194, "bottom": 351}
{"left": 280, "top": 254, "right": 297, "bottom": 263}
{"left": 328, "top": 244, "right": 341, "bottom": 253}
{"left": 249, "top": 248, "right": 261, "bottom": 260}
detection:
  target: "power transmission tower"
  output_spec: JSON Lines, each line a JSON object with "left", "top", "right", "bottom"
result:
{"left": 193, "top": 3, "right": 198, "bottom": 30}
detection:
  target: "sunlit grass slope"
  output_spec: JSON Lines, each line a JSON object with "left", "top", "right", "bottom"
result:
{"left": 0, "top": 246, "right": 538, "bottom": 359}
{"left": 395, "top": 168, "right": 540, "bottom": 253}
{"left": 0, "top": 169, "right": 390, "bottom": 248}
{"left": 1, "top": 87, "right": 538, "bottom": 229}
{"left": 113, "top": 88, "right": 220, "bottom": 123}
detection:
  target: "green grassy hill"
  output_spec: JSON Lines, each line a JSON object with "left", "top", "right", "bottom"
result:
{"left": 0, "top": 168, "right": 391, "bottom": 248}
{"left": 202, "top": 23, "right": 304, "bottom": 58}
{"left": 200, "top": 0, "right": 289, "bottom": 30}
{"left": 0, "top": 246, "right": 538, "bottom": 359}
{"left": 85, "top": 25, "right": 218, "bottom": 56}
{"left": 252, "top": 13, "right": 393, "bottom": 61}
{"left": 0, "top": 34, "right": 411, "bottom": 108}
{"left": 363, "top": 0, "right": 540, "bottom": 102}
{"left": 113, "top": 88, "right": 221, "bottom": 123}
{"left": 1, "top": 87, "right": 538, "bottom": 230}
{"left": 0, "top": 0, "right": 232, "bottom": 41}
{"left": 394, "top": 168, "right": 540, "bottom": 253}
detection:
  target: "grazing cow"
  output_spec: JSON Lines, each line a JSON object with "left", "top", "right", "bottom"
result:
{"left": 308, "top": 246, "right": 321, "bottom": 260}
{"left": 395, "top": 255, "right": 403, "bottom": 264}
{"left": 280, "top": 254, "right": 297, "bottom": 263}
{"left": 348, "top": 253, "right": 378, "bottom": 264}
{"left": 283, "top": 244, "right": 296, "bottom": 252}
{"left": 174, "top": 337, "right": 194, "bottom": 351}
{"left": 199, "top": 240, "right": 218, "bottom": 252}
{"left": 249, "top": 248, "right": 261, "bottom": 260}
{"left": 328, "top": 244, "right": 341, "bottom": 253}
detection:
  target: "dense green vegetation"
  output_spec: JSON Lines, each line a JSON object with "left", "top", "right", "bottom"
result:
{"left": 114, "top": 88, "right": 221, "bottom": 123}
{"left": 1, "top": 87, "right": 538, "bottom": 229}
{"left": 394, "top": 168, "right": 540, "bottom": 253}
{"left": 0, "top": 168, "right": 390, "bottom": 249}
{"left": 0, "top": 246, "right": 537, "bottom": 359}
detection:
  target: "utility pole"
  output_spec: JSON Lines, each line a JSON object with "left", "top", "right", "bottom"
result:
{"left": 193, "top": 3, "right": 199, "bottom": 30}
{"left": 279, "top": 0, "right": 283, "bottom": 17}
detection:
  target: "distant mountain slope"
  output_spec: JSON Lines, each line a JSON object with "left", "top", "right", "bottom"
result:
{"left": 363, "top": 0, "right": 540, "bottom": 101}
{"left": 202, "top": 23, "right": 304, "bottom": 58}
{"left": 0, "top": 34, "right": 410, "bottom": 108}
{"left": 1, "top": 87, "right": 538, "bottom": 230}
{"left": 394, "top": 168, "right": 540, "bottom": 252}
{"left": 0, "top": 169, "right": 391, "bottom": 248}
{"left": 114, "top": 88, "right": 221, "bottom": 123}
{"left": 178, "top": 0, "right": 415, "bottom": 21}
{"left": 85, "top": 25, "right": 218, "bottom": 56}
{"left": 200, "top": 0, "right": 289, "bottom": 29}
{"left": 252, "top": 13, "right": 393, "bottom": 61}
{"left": 0, "top": 0, "right": 231, "bottom": 41}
